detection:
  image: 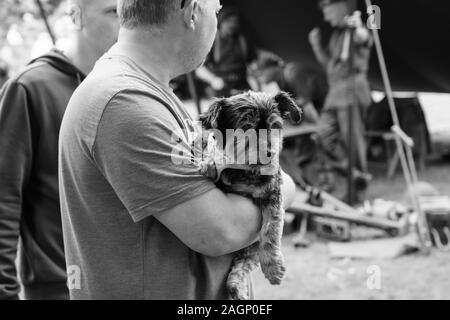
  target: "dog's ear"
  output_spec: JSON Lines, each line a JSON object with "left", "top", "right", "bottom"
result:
{"left": 200, "top": 98, "right": 226, "bottom": 129}
{"left": 273, "top": 91, "right": 303, "bottom": 123}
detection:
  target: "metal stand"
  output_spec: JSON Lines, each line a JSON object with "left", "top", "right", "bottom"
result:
{"left": 392, "top": 126, "right": 432, "bottom": 250}
{"left": 364, "top": 0, "right": 432, "bottom": 251}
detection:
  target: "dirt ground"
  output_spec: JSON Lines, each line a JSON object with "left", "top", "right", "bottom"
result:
{"left": 253, "top": 156, "right": 450, "bottom": 300}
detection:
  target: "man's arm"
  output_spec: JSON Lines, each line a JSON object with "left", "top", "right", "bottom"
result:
{"left": 154, "top": 190, "right": 261, "bottom": 257}
{"left": 94, "top": 93, "right": 297, "bottom": 258}
{"left": 0, "top": 81, "right": 33, "bottom": 300}
{"left": 354, "top": 26, "right": 371, "bottom": 45}
{"left": 154, "top": 171, "right": 296, "bottom": 258}
{"left": 345, "top": 12, "right": 371, "bottom": 45}
{"left": 195, "top": 65, "right": 225, "bottom": 92}
{"left": 309, "top": 28, "right": 330, "bottom": 69}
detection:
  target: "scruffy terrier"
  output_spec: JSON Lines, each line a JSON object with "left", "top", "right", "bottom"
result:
{"left": 199, "top": 91, "right": 302, "bottom": 300}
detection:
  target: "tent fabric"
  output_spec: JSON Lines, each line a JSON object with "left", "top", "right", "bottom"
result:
{"left": 224, "top": 0, "right": 450, "bottom": 93}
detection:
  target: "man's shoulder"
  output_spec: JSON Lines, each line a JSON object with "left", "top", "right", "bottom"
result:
{"left": 101, "top": 88, "right": 184, "bottom": 132}
{"left": 73, "top": 56, "right": 162, "bottom": 107}
{"left": 64, "top": 77, "right": 180, "bottom": 146}
{"left": 0, "top": 58, "right": 74, "bottom": 114}
{"left": 11, "top": 59, "right": 63, "bottom": 88}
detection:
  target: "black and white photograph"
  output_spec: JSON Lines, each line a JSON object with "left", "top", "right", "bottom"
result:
{"left": 0, "top": 0, "right": 449, "bottom": 305}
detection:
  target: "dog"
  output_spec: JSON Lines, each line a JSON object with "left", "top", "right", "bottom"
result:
{"left": 199, "top": 91, "right": 302, "bottom": 300}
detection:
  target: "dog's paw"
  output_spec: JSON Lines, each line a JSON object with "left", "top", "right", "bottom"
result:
{"left": 261, "top": 258, "right": 286, "bottom": 285}
{"left": 228, "top": 284, "right": 250, "bottom": 301}
{"left": 227, "top": 275, "right": 250, "bottom": 300}
{"left": 199, "top": 160, "right": 218, "bottom": 180}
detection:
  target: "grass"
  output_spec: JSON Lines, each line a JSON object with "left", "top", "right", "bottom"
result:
{"left": 253, "top": 156, "right": 450, "bottom": 300}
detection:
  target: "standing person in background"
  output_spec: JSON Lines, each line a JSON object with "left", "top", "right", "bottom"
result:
{"left": 0, "top": 60, "right": 9, "bottom": 89}
{"left": 0, "top": 0, "right": 119, "bottom": 300}
{"left": 196, "top": 6, "right": 256, "bottom": 97}
{"left": 309, "top": 0, "right": 373, "bottom": 197}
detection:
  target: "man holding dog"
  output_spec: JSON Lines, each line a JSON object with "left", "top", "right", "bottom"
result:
{"left": 309, "top": 0, "right": 373, "bottom": 196}
{"left": 59, "top": 0, "right": 296, "bottom": 300}
{"left": 0, "top": 0, "right": 119, "bottom": 300}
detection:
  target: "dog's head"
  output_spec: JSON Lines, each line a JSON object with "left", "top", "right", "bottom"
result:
{"left": 202, "top": 91, "right": 302, "bottom": 130}
{"left": 200, "top": 91, "right": 302, "bottom": 186}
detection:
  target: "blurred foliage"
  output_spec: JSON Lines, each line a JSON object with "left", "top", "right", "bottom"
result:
{"left": 0, "top": 0, "right": 67, "bottom": 74}
{"left": 0, "top": 0, "right": 64, "bottom": 38}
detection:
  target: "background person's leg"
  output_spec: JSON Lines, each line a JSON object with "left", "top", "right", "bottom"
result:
{"left": 337, "top": 107, "right": 368, "bottom": 173}
{"left": 316, "top": 109, "right": 345, "bottom": 190}
{"left": 318, "top": 109, "right": 344, "bottom": 164}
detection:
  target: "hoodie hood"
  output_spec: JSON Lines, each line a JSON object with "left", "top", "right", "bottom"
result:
{"left": 29, "top": 48, "right": 86, "bottom": 85}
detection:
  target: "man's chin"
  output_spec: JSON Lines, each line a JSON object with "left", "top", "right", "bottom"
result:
{"left": 178, "top": 59, "right": 206, "bottom": 78}
{"left": 196, "top": 59, "right": 206, "bottom": 69}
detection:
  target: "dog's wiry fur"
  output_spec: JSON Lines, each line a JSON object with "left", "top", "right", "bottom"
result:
{"left": 200, "top": 91, "right": 302, "bottom": 300}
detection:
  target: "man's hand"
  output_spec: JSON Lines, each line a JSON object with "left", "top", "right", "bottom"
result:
{"left": 345, "top": 11, "right": 370, "bottom": 44}
{"left": 344, "top": 11, "right": 363, "bottom": 29}
{"left": 195, "top": 66, "right": 225, "bottom": 91}
{"left": 210, "top": 77, "right": 225, "bottom": 91}
{"left": 308, "top": 27, "right": 322, "bottom": 48}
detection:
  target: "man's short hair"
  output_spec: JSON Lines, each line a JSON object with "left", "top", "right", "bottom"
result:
{"left": 118, "top": 0, "right": 180, "bottom": 28}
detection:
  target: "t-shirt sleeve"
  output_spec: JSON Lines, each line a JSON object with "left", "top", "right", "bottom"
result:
{"left": 92, "top": 91, "right": 216, "bottom": 222}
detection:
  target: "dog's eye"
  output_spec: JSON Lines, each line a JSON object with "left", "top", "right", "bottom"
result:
{"left": 271, "top": 122, "right": 283, "bottom": 130}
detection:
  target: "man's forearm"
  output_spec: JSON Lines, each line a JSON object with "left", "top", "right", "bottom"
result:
{"left": 222, "top": 171, "right": 296, "bottom": 253}
{"left": 156, "top": 172, "right": 296, "bottom": 258}
{"left": 224, "top": 194, "right": 262, "bottom": 250}
{"left": 195, "top": 65, "right": 219, "bottom": 85}
{"left": 155, "top": 189, "right": 262, "bottom": 257}
{"left": 311, "top": 44, "right": 329, "bottom": 68}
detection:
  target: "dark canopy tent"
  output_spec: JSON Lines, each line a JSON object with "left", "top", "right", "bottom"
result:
{"left": 224, "top": 0, "right": 450, "bottom": 93}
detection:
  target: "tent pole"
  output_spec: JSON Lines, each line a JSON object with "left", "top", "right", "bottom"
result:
{"left": 364, "top": 0, "right": 399, "bottom": 125}
{"left": 364, "top": 0, "right": 432, "bottom": 250}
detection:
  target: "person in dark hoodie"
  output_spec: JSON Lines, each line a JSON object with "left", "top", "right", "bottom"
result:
{"left": 0, "top": 60, "right": 9, "bottom": 89}
{"left": 0, "top": 0, "right": 119, "bottom": 300}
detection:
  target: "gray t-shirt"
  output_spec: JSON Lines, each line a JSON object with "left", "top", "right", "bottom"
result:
{"left": 59, "top": 51, "right": 235, "bottom": 300}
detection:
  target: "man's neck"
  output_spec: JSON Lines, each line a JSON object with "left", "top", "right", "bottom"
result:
{"left": 64, "top": 37, "right": 99, "bottom": 76}
{"left": 114, "top": 28, "right": 181, "bottom": 87}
